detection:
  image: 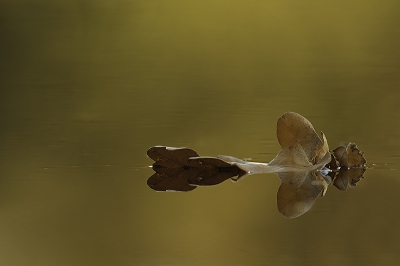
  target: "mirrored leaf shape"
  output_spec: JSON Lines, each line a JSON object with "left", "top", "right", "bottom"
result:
{"left": 186, "top": 157, "right": 246, "bottom": 186}
{"left": 147, "top": 167, "right": 199, "bottom": 192}
{"left": 329, "top": 143, "right": 366, "bottom": 191}
{"left": 187, "top": 167, "right": 245, "bottom": 186}
{"left": 276, "top": 171, "right": 330, "bottom": 219}
{"left": 146, "top": 112, "right": 367, "bottom": 217}
{"left": 333, "top": 167, "right": 366, "bottom": 191}
{"left": 147, "top": 146, "right": 199, "bottom": 168}
{"left": 146, "top": 149, "right": 246, "bottom": 191}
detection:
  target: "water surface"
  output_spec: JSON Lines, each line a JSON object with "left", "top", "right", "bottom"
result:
{"left": 1, "top": 1, "right": 400, "bottom": 265}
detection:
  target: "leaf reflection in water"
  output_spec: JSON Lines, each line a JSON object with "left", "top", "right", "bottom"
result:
{"left": 146, "top": 112, "right": 367, "bottom": 218}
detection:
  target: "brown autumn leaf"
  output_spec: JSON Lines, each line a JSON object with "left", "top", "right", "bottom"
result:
{"left": 147, "top": 146, "right": 199, "bottom": 168}
{"left": 147, "top": 113, "right": 334, "bottom": 177}
{"left": 329, "top": 143, "right": 366, "bottom": 190}
{"left": 271, "top": 112, "right": 329, "bottom": 165}
{"left": 187, "top": 167, "right": 245, "bottom": 186}
{"left": 212, "top": 113, "right": 332, "bottom": 174}
{"left": 187, "top": 156, "right": 246, "bottom": 185}
{"left": 187, "top": 156, "right": 234, "bottom": 168}
{"left": 333, "top": 145, "right": 347, "bottom": 168}
{"left": 333, "top": 143, "right": 366, "bottom": 169}
{"left": 268, "top": 112, "right": 330, "bottom": 171}
{"left": 146, "top": 148, "right": 246, "bottom": 191}
{"left": 146, "top": 112, "right": 367, "bottom": 207}
{"left": 326, "top": 153, "right": 339, "bottom": 170}
{"left": 347, "top": 143, "right": 367, "bottom": 167}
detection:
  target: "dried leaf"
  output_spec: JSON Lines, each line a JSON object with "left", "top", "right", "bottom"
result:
{"left": 187, "top": 167, "right": 245, "bottom": 186}
{"left": 146, "top": 112, "right": 367, "bottom": 213}
{"left": 269, "top": 112, "right": 330, "bottom": 169}
{"left": 347, "top": 143, "right": 367, "bottom": 167}
{"left": 274, "top": 112, "right": 329, "bottom": 164}
{"left": 187, "top": 156, "right": 234, "bottom": 168}
{"left": 146, "top": 148, "right": 246, "bottom": 191}
{"left": 326, "top": 153, "right": 339, "bottom": 170}
{"left": 333, "top": 146, "right": 348, "bottom": 168}
{"left": 147, "top": 146, "right": 198, "bottom": 168}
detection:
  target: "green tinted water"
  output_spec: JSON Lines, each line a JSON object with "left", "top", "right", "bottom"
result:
{"left": 1, "top": 1, "right": 399, "bottom": 265}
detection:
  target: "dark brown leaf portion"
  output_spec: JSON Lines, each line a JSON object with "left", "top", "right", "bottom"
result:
{"left": 326, "top": 153, "right": 339, "bottom": 170}
{"left": 147, "top": 146, "right": 245, "bottom": 191}
{"left": 187, "top": 157, "right": 234, "bottom": 168}
{"left": 333, "top": 146, "right": 347, "bottom": 168}
{"left": 146, "top": 112, "right": 368, "bottom": 212}
{"left": 347, "top": 143, "right": 367, "bottom": 167}
{"left": 147, "top": 146, "right": 199, "bottom": 168}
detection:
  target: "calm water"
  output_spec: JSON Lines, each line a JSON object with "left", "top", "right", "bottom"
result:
{"left": 1, "top": 1, "right": 400, "bottom": 265}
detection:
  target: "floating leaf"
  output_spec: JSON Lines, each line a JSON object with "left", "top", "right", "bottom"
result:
{"left": 187, "top": 156, "right": 234, "bottom": 168}
{"left": 347, "top": 143, "right": 367, "bottom": 167}
{"left": 187, "top": 156, "right": 246, "bottom": 185}
{"left": 273, "top": 112, "right": 329, "bottom": 165}
{"left": 147, "top": 113, "right": 334, "bottom": 177}
{"left": 333, "top": 145, "right": 348, "bottom": 168}
{"left": 147, "top": 146, "right": 198, "bottom": 168}
{"left": 269, "top": 112, "right": 330, "bottom": 169}
{"left": 332, "top": 143, "right": 366, "bottom": 169}
{"left": 326, "top": 153, "right": 339, "bottom": 171}
{"left": 146, "top": 148, "right": 246, "bottom": 191}
{"left": 146, "top": 112, "right": 367, "bottom": 218}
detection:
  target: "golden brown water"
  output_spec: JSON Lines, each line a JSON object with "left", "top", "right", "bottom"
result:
{"left": 1, "top": 1, "right": 400, "bottom": 265}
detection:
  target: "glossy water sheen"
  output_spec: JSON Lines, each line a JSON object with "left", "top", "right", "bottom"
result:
{"left": 1, "top": 1, "right": 400, "bottom": 265}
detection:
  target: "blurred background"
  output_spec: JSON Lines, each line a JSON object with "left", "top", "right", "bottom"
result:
{"left": 1, "top": 1, "right": 399, "bottom": 265}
